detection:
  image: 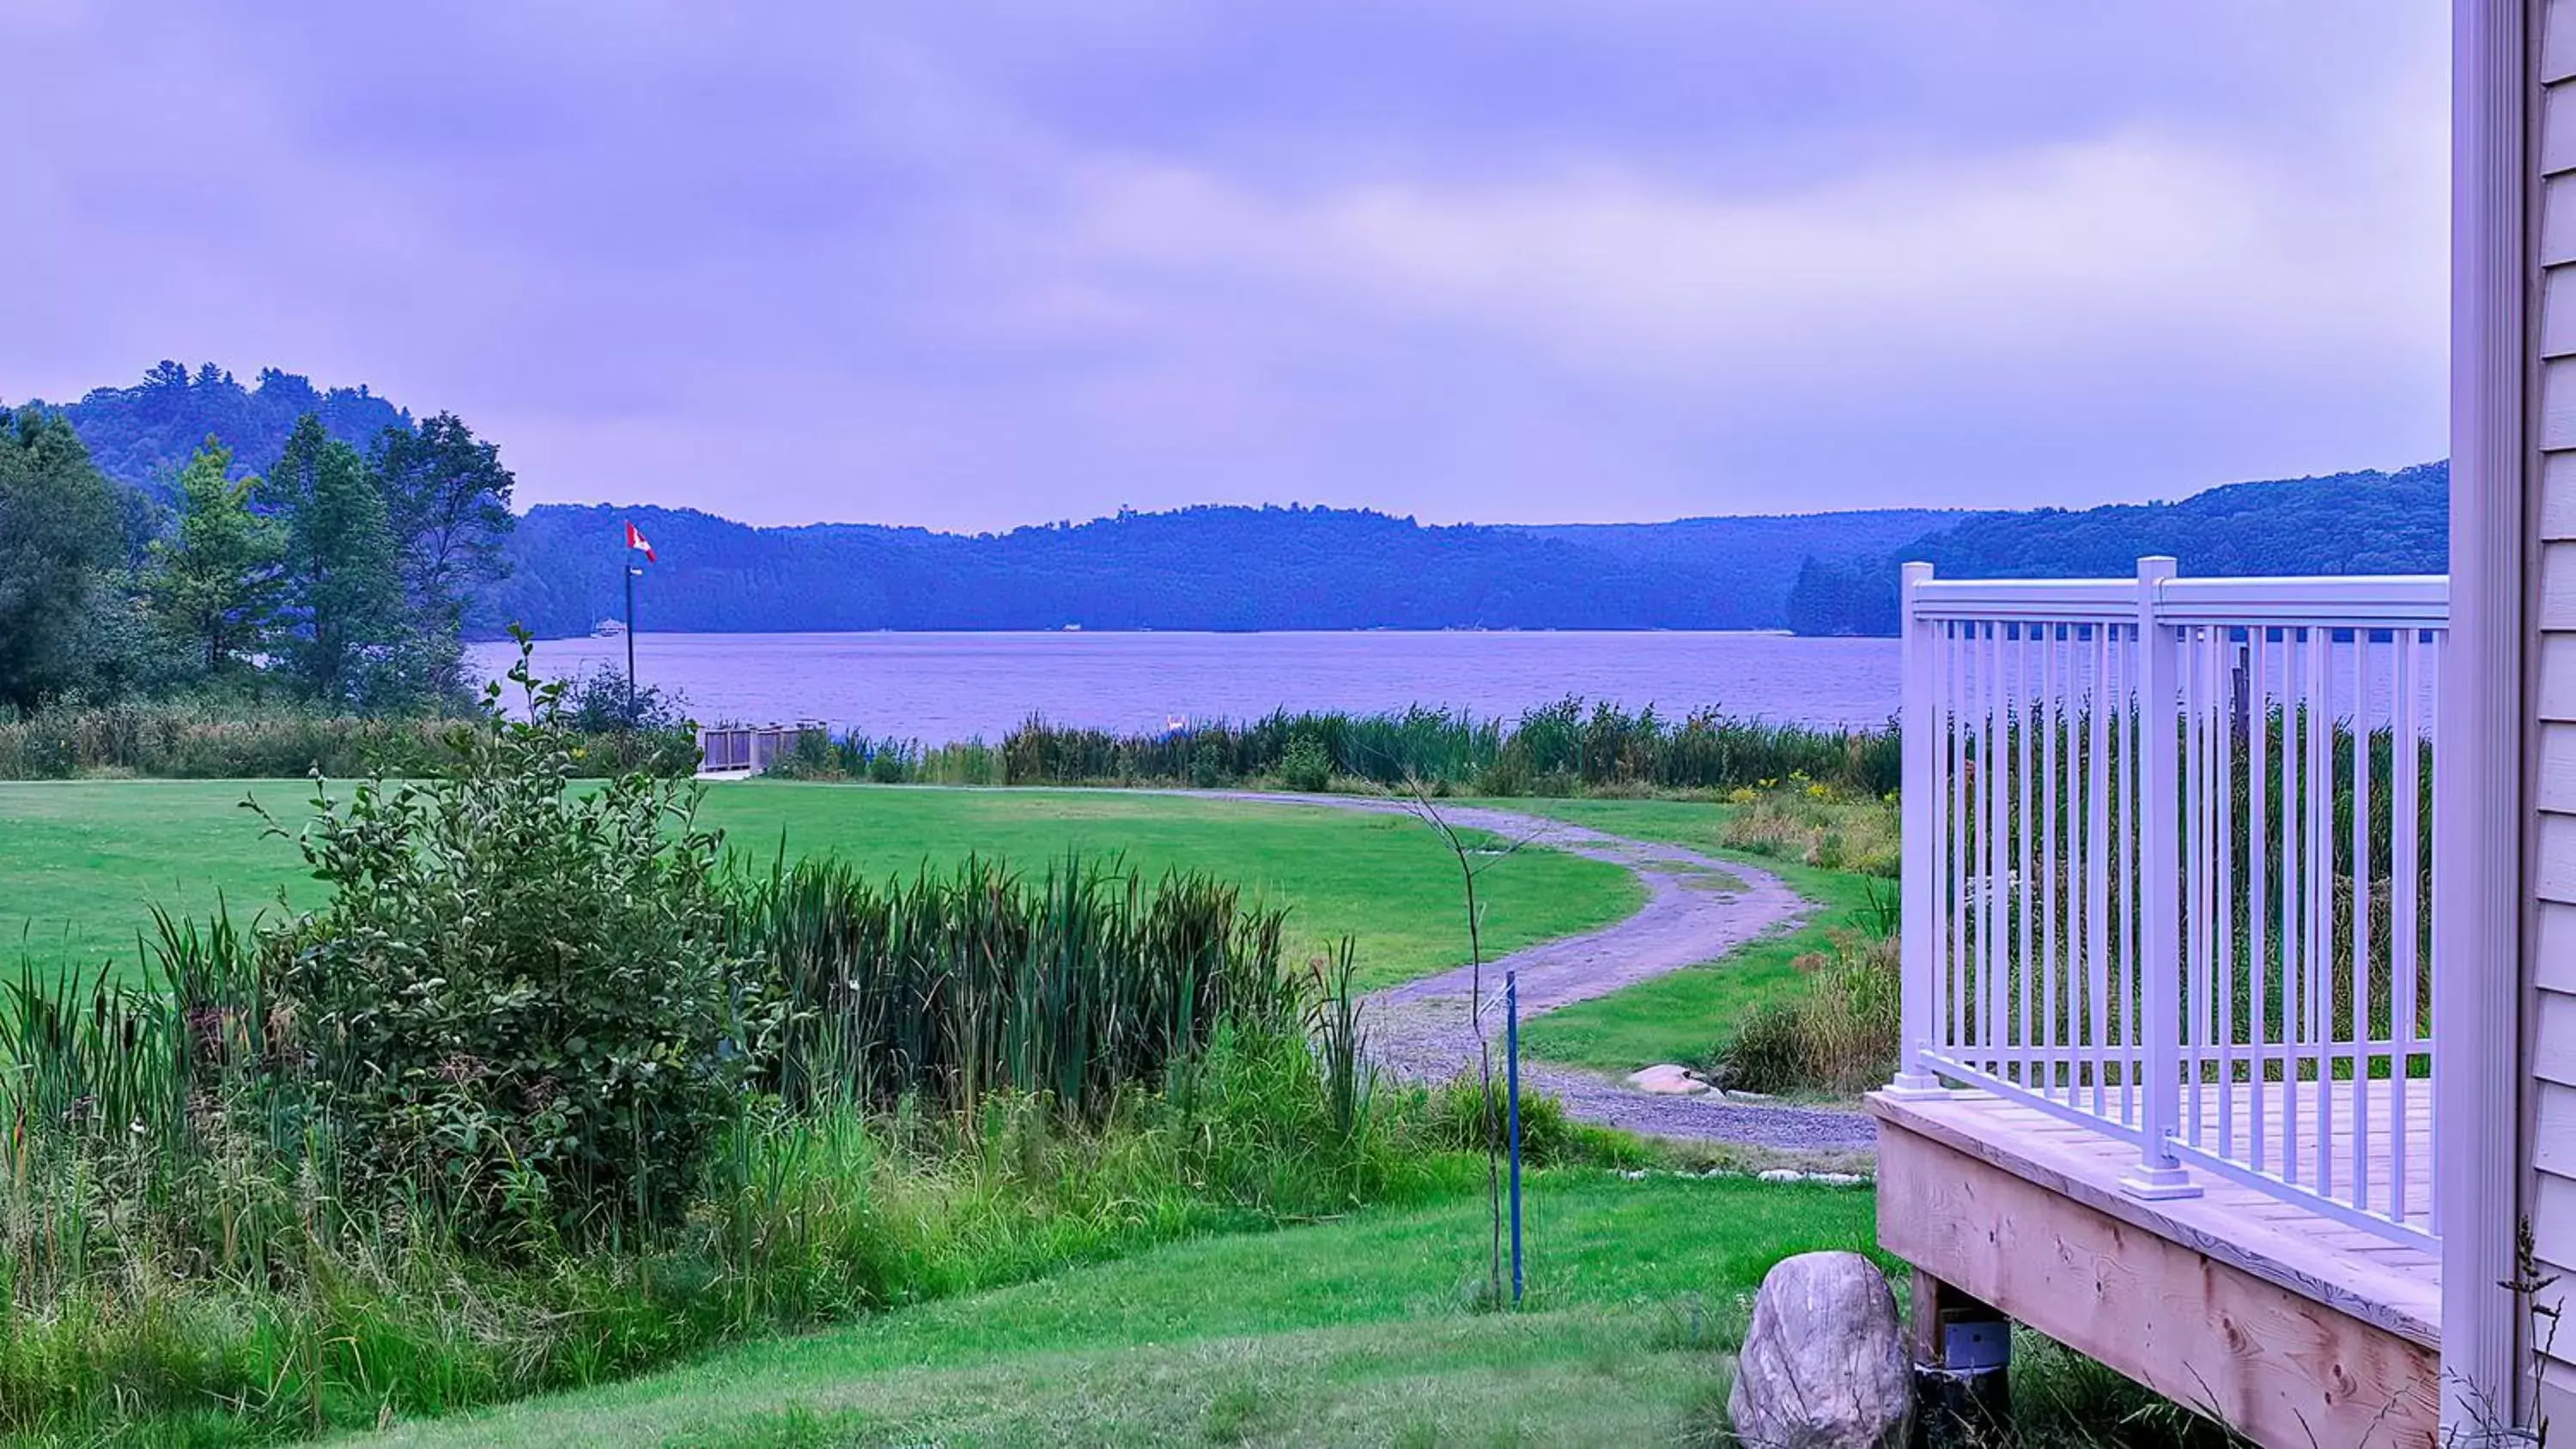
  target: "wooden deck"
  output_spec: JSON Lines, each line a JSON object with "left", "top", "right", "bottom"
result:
{"left": 1871, "top": 1088, "right": 2441, "bottom": 1448}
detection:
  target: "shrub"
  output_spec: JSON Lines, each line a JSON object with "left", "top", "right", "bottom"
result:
{"left": 1279, "top": 733, "right": 1333, "bottom": 792}
{"left": 258, "top": 640, "right": 748, "bottom": 1238}
{"left": 1710, "top": 929, "right": 1899, "bottom": 1095}
{"left": 562, "top": 662, "right": 692, "bottom": 735}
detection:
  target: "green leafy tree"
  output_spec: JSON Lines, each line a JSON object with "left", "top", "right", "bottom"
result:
{"left": 147, "top": 437, "right": 285, "bottom": 674}
{"left": 265, "top": 415, "right": 410, "bottom": 706}
{"left": 371, "top": 410, "right": 514, "bottom": 634}
{"left": 0, "top": 407, "right": 124, "bottom": 708}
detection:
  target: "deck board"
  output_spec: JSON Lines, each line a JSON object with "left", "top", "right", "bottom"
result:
{"left": 1869, "top": 1088, "right": 2440, "bottom": 1348}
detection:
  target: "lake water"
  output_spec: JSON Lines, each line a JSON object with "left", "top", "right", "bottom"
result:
{"left": 465, "top": 631, "right": 1899, "bottom": 743}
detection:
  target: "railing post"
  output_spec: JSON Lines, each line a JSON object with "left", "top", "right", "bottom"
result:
{"left": 2123, "top": 556, "right": 2199, "bottom": 1200}
{"left": 1889, "top": 561, "right": 1945, "bottom": 1095}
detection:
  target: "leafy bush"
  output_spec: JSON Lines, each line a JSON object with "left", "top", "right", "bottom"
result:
{"left": 562, "top": 661, "right": 692, "bottom": 735}
{"left": 1279, "top": 733, "right": 1333, "bottom": 792}
{"left": 258, "top": 644, "right": 748, "bottom": 1237}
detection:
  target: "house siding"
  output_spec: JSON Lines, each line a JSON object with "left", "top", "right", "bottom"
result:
{"left": 2535, "top": 0, "right": 2576, "bottom": 1400}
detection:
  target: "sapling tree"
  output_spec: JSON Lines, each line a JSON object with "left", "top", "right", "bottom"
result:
{"left": 1396, "top": 775, "right": 1546, "bottom": 1308}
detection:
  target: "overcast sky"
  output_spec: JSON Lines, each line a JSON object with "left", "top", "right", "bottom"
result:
{"left": 0, "top": 3, "right": 2449, "bottom": 530}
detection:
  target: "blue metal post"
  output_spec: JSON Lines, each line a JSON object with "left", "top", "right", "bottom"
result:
{"left": 1506, "top": 969, "right": 1523, "bottom": 1306}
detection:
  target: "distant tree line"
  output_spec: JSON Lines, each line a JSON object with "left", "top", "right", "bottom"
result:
{"left": 1781, "top": 464, "right": 2449, "bottom": 637}
{"left": 470, "top": 503, "right": 1956, "bottom": 640}
{"left": 0, "top": 364, "right": 515, "bottom": 715}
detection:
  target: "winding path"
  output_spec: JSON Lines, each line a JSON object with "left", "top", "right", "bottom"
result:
{"left": 1197, "top": 792, "right": 1876, "bottom": 1152}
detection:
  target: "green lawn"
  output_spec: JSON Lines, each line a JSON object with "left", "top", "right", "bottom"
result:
{"left": 360, "top": 1172, "right": 1880, "bottom": 1448}
{"left": 1463, "top": 797, "right": 1891, "bottom": 1077}
{"left": 0, "top": 782, "right": 1639, "bottom": 990}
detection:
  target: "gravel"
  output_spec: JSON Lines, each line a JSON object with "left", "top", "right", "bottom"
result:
{"left": 1189, "top": 791, "right": 1879, "bottom": 1154}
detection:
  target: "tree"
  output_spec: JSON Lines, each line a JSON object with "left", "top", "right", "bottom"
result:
{"left": 371, "top": 411, "right": 514, "bottom": 634}
{"left": 147, "top": 437, "right": 284, "bottom": 674}
{"left": 265, "top": 415, "right": 408, "bottom": 706}
{"left": 0, "top": 407, "right": 123, "bottom": 708}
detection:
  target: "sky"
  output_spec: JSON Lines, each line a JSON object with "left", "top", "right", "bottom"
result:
{"left": 0, "top": 3, "right": 2450, "bottom": 530}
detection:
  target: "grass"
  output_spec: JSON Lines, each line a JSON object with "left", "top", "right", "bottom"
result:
{"left": 1521, "top": 862, "right": 1887, "bottom": 1078}
{"left": 0, "top": 782, "right": 1638, "bottom": 990}
{"left": 1465, "top": 797, "right": 1896, "bottom": 1080}
{"left": 357, "top": 1171, "right": 1881, "bottom": 1448}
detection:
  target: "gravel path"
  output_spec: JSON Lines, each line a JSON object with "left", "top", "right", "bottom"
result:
{"left": 1192, "top": 791, "right": 1876, "bottom": 1152}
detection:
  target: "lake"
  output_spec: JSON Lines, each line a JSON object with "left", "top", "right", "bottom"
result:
{"left": 465, "top": 631, "right": 1899, "bottom": 743}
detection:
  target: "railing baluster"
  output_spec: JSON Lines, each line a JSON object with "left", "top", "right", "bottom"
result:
{"left": 2090, "top": 621, "right": 2111, "bottom": 1117}
{"left": 2250, "top": 625, "right": 2269, "bottom": 1176}
{"left": 2018, "top": 623, "right": 2035, "bottom": 1088}
{"left": 2043, "top": 623, "right": 2061, "bottom": 1102}
{"left": 2391, "top": 627, "right": 2419, "bottom": 1226}
{"left": 1985, "top": 619, "right": 2003, "bottom": 1077}
{"left": 1937, "top": 617, "right": 1958, "bottom": 1060}
{"left": 2216, "top": 624, "right": 2238, "bottom": 1162}
{"left": 2284, "top": 626, "right": 2306, "bottom": 1191}
{"left": 2350, "top": 628, "right": 2373, "bottom": 1212}
{"left": 2318, "top": 622, "right": 2339, "bottom": 1204}
{"left": 2195, "top": 622, "right": 2215, "bottom": 1158}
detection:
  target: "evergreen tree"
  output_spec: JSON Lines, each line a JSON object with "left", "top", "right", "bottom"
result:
{"left": 0, "top": 407, "right": 123, "bottom": 708}
{"left": 266, "top": 415, "right": 409, "bottom": 706}
{"left": 147, "top": 437, "right": 284, "bottom": 674}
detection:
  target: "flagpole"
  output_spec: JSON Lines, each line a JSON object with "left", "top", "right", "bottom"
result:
{"left": 624, "top": 557, "right": 637, "bottom": 722}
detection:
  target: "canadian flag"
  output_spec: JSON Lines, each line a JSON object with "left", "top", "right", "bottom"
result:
{"left": 625, "top": 522, "right": 657, "bottom": 563}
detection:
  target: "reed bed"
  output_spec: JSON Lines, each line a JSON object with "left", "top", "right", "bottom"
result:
{"left": 0, "top": 698, "right": 697, "bottom": 779}
{"left": 736, "top": 855, "right": 1297, "bottom": 1118}
{"left": 772, "top": 697, "right": 1901, "bottom": 797}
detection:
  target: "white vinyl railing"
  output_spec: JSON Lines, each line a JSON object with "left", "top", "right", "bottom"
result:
{"left": 1890, "top": 558, "right": 2446, "bottom": 1247}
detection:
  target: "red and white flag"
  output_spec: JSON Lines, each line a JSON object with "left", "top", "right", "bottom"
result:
{"left": 625, "top": 522, "right": 657, "bottom": 563}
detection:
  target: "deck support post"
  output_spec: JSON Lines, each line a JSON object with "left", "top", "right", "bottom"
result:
{"left": 1889, "top": 561, "right": 1946, "bottom": 1097}
{"left": 1911, "top": 1268, "right": 2012, "bottom": 1446}
{"left": 2122, "top": 556, "right": 2199, "bottom": 1202}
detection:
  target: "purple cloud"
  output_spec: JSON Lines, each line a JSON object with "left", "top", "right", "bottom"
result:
{"left": 0, "top": 2, "right": 2446, "bottom": 529}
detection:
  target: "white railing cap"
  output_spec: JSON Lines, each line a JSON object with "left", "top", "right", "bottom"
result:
{"left": 1911, "top": 578, "right": 2132, "bottom": 621}
{"left": 1906, "top": 566, "right": 2449, "bottom": 627}
{"left": 2154, "top": 573, "right": 2447, "bottom": 625}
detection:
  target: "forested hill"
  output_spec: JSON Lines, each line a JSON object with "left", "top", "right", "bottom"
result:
{"left": 23, "top": 363, "right": 2448, "bottom": 639}
{"left": 1780, "top": 463, "right": 2450, "bottom": 636}
{"left": 471, "top": 504, "right": 1963, "bottom": 638}
{"left": 23, "top": 362, "right": 413, "bottom": 502}
{"left": 479, "top": 466, "right": 2448, "bottom": 640}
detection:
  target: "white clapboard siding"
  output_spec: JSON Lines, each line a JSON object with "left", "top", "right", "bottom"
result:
{"left": 2530, "top": 3, "right": 2576, "bottom": 1385}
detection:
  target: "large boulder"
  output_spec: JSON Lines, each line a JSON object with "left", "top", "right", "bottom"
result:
{"left": 1728, "top": 1251, "right": 1913, "bottom": 1449}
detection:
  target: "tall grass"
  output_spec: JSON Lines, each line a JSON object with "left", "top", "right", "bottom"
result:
{"left": 0, "top": 851, "right": 1522, "bottom": 1443}
{"left": 736, "top": 855, "right": 1297, "bottom": 1118}
{"left": 769, "top": 696, "right": 1901, "bottom": 797}
{"left": 0, "top": 699, "right": 698, "bottom": 779}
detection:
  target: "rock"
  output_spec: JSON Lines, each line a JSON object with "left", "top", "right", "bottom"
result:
{"left": 1624, "top": 1063, "right": 1711, "bottom": 1095}
{"left": 1757, "top": 1168, "right": 1803, "bottom": 1183}
{"left": 1728, "top": 1251, "right": 1912, "bottom": 1449}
